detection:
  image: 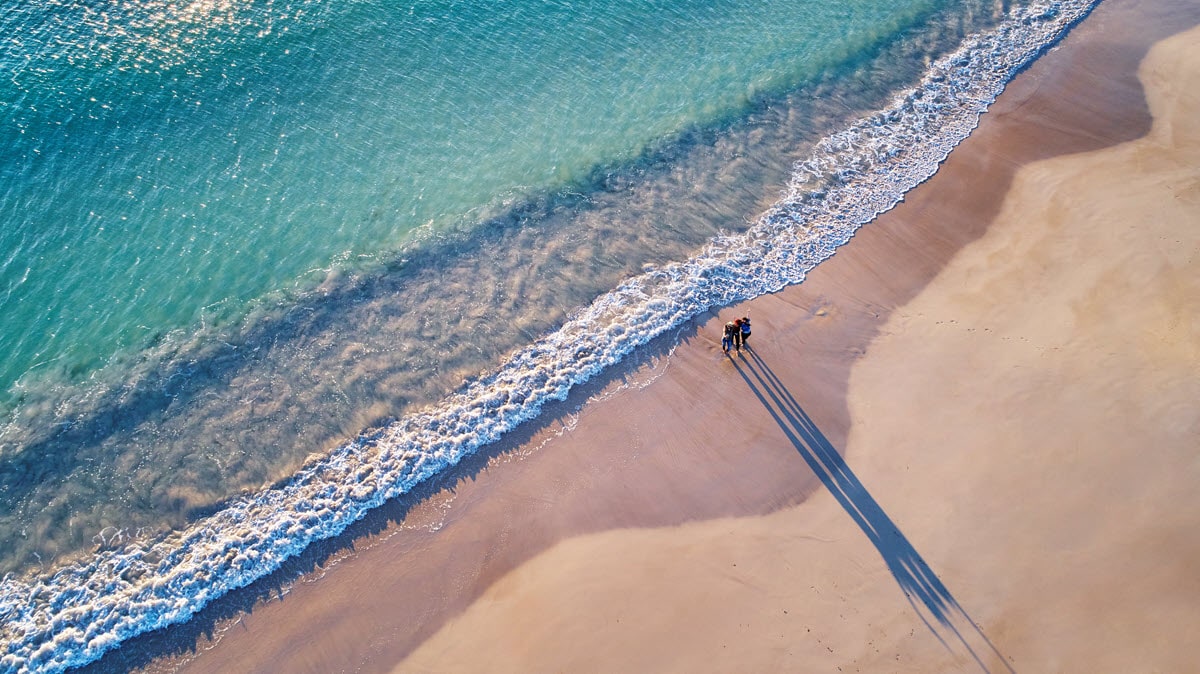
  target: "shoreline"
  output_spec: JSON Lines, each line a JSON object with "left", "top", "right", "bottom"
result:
{"left": 76, "top": 0, "right": 1200, "bottom": 671}
{"left": 400, "top": 4, "right": 1200, "bottom": 670}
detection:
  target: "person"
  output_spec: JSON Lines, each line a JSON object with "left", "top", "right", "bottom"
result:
{"left": 722, "top": 321, "right": 737, "bottom": 354}
{"left": 739, "top": 316, "right": 751, "bottom": 348}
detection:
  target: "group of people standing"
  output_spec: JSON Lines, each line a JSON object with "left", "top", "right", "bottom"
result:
{"left": 722, "top": 316, "right": 751, "bottom": 355}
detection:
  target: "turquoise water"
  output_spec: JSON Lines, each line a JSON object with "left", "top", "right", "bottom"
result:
{"left": 1, "top": 0, "right": 934, "bottom": 407}
{"left": 0, "top": 0, "right": 971, "bottom": 573}
{"left": 0, "top": 0, "right": 1106, "bottom": 670}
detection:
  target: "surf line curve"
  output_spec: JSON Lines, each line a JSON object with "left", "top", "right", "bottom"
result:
{"left": 0, "top": 1, "right": 1098, "bottom": 672}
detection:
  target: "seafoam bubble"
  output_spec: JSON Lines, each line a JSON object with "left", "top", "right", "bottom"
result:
{"left": 0, "top": 1, "right": 1097, "bottom": 671}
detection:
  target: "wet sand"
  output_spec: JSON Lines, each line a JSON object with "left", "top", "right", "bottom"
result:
{"left": 105, "top": 0, "right": 1200, "bottom": 672}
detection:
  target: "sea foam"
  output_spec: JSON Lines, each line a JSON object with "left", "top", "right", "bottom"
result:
{"left": 0, "top": 1, "right": 1096, "bottom": 671}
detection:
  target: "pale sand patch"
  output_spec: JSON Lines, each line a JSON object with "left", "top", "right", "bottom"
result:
{"left": 848, "top": 26, "right": 1200, "bottom": 671}
{"left": 397, "top": 23, "right": 1200, "bottom": 674}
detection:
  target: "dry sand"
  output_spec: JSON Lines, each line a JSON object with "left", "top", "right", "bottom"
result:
{"left": 119, "top": 1, "right": 1199, "bottom": 672}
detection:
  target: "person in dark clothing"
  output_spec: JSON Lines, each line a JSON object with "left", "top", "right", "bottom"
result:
{"left": 738, "top": 316, "right": 751, "bottom": 348}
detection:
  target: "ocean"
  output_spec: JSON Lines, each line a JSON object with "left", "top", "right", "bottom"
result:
{"left": 0, "top": 0, "right": 1096, "bottom": 670}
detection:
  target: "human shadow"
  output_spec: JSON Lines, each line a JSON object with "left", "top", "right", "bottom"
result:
{"left": 733, "top": 348, "right": 1014, "bottom": 673}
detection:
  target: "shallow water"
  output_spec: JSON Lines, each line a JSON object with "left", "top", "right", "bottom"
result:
{"left": 1, "top": 0, "right": 982, "bottom": 576}
{"left": 0, "top": 0, "right": 1101, "bottom": 671}
{"left": 0, "top": 0, "right": 938, "bottom": 406}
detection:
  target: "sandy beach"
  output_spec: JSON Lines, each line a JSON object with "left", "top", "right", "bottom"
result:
{"left": 105, "top": 1, "right": 1200, "bottom": 672}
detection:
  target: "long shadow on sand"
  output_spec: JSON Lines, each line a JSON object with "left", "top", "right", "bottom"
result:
{"left": 733, "top": 347, "right": 1014, "bottom": 673}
